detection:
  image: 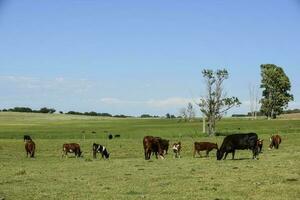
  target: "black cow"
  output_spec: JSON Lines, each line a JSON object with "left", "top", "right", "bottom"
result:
{"left": 24, "top": 135, "right": 32, "bottom": 142}
{"left": 93, "top": 143, "right": 110, "bottom": 159}
{"left": 217, "top": 133, "right": 259, "bottom": 160}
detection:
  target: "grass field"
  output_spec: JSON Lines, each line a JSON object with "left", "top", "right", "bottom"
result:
{"left": 0, "top": 112, "right": 300, "bottom": 200}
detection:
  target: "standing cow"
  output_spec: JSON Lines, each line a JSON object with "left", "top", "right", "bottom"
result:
{"left": 269, "top": 135, "right": 282, "bottom": 149}
{"left": 25, "top": 140, "right": 36, "bottom": 158}
{"left": 172, "top": 142, "right": 181, "bottom": 158}
{"left": 62, "top": 143, "right": 82, "bottom": 158}
{"left": 193, "top": 142, "right": 218, "bottom": 158}
{"left": 143, "top": 136, "right": 164, "bottom": 160}
{"left": 217, "top": 133, "right": 259, "bottom": 160}
{"left": 93, "top": 143, "right": 110, "bottom": 159}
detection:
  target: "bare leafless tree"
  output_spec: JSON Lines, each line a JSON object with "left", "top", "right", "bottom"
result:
{"left": 186, "top": 102, "right": 196, "bottom": 121}
{"left": 249, "top": 84, "right": 260, "bottom": 119}
{"left": 179, "top": 102, "right": 196, "bottom": 122}
{"left": 198, "top": 69, "right": 241, "bottom": 136}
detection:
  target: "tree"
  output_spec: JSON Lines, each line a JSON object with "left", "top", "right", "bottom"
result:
{"left": 179, "top": 107, "right": 188, "bottom": 122}
{"left": 260, "top": 64, "right": 293, "bottom": 119}
{"left": 179, "top": 103, "right": 196, "bottom": 122}
{"left": 39, "top": 107, "right": 56, "bottom": 114}
{"left": 198, "top": 69, "right": 241, "bottom": 136}
{"left": 186, "top": 102, "right": 196, "bottom": 121}
{"left": 249, "top": 84, "right": 260, "bottom": 120}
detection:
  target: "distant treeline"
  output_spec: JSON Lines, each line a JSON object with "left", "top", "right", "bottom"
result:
{"left": 232, "top": 109, "right": 300, "bottom": 117}
{"left": 0, "top": 107, "right": 132, "bottom": 118}
{"left": 65, "top": 111, "right": 131, "bottom": 118}
{"left": 0, "top": 107, "right": 181, "bottom": 119}
{"left": 1, "top": 107, "right": 56, "bottom": 114}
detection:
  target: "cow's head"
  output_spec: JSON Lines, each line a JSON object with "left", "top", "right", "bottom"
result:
{"left": 216, "top": 149, "right": 224, "bottom": 160}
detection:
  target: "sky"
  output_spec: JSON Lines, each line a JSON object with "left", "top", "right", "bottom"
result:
{"left": 0, "top": 0, "right": 299, "bottom": 116}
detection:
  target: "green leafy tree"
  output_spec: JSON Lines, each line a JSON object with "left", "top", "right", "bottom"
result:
{"left": 260, "top": 64, "right": 293, "bottom": 119}
{"left": 199, "top": 69, "right": 241, "bottom": 136}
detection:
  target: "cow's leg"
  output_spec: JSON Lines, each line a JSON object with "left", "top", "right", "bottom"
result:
{"left": 31, "top": 151, "right": 34, "bottom": 158}
{"left": 232, "top": 150, "right": 235, "bottom": 160}
{"left": 252, "top": 148, "right": 258, "bottom": 159}
{"left": 145, "top": 149, "right": 151, "bottom": 160}
{"left": 206, "top": 150, "right": 210, "bottom": 157}
{"left": 224, "top": 152, "right": 229, "bottom": 160}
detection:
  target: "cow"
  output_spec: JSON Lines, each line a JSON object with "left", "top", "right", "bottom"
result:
{"left": 108, "top": 134, "right": 113, "bottom": 140}
{"left": 193, "top": 142, "right": 218, "bottom": 158}
{"left": 24, "top": 135, "right": 32, "bottom": 142}
{"left": 143, "top": 136, "right": 164, "bottom": 160}
{"left": 93, "top": 143, "right": 110, "bottom": 159}
{"left": 62, "top": 143, "right": 82, "bottom": 158}
{"left": 114, "top": 134, "right": 121, "bottom": 138}
{"left": 172, "top": 142, "right": 181, "bottom": 158}
{"left": 217, "top": 133, "right": 259, "bottom": 160}
{"left": 25, "top": 140, "right": 35, "bottom": 158}
{"left": 269, "top": 135, "right": 282, "bottom": 149}
{"left": 257, "top": 139, "right": 264, "bottom": 153}
{"left": 156, "top": 137, "right": 169, "bottom": 155}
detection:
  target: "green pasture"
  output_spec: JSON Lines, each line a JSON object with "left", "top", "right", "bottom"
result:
{"left": 0, "top": 112, "right": 300, "bottom": 200}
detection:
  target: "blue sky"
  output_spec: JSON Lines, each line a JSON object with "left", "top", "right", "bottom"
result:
{"left": 0, "top": 0, "right": 299, "bottom": 116}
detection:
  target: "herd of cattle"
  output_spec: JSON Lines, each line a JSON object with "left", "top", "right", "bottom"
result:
{"left": 23, "top": 133, "right": 282, "bottom": 160}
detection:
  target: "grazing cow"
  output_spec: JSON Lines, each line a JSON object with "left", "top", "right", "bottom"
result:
{"left": 24, "top": 135, "right": 32, "bottom": 142}
{"left": 108, "top": 134, "right": 113, "bottom": 140}
{"left": 257, "top": 139, "right": 264, "bottom": 153}
{"left": 62, "top": 143, "right": 82, "bottom": 158}
{"left": 269, "top": 135, "right": 282, "bottom": 149}
{"left": 194, "top": 142, "right": 218, "bottom": 158}
{"left": 217, "top": 133, "right": 259, "bottom": 160}
{"left": 114, "top": 134, "right": 121, "bottom": 138}
{"left": 143, "top": 136, "right": 164, "bottom": 160}
{"left": 93, "top": 143, "right": 110, "bottom": 159}
{"left": 172, "top": 142, "right": 181, "bottom": 158}
{"left": 25, "top": 140, "right": 35, "bottom": 158}
{"left": 156, "top": 137, "right": 169, "bottom": 155}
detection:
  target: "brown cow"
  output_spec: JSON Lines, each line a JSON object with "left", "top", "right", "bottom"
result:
{"left": 194, "top": 142, "right": 218, "bottom": 158}
{"left": 172, "top": 142, "right": 181, "bottom": 158}
{"left": 143, "top": 136, "right": 164, "bottom": 160}
{"left": 25, "top": 140, "right": 36, "bottom": 158}
{"left": 62, "top": 143, "right": 82, "bottom": 158}
{"left": 269, "top": 135, "right": 282, "bottom": 149}
{"left": 257, "top": 139, "right": 264, "bottom": 153}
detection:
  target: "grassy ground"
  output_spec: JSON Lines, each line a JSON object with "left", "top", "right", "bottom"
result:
{"left": 0, "top": 112, "right": 300, "bottom": 200}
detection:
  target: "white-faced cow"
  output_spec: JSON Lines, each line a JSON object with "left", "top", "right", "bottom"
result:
{"left": 172, "top": 142, "right": 181, "bottom": 158}
{"left": 93, "top": 143, "right": 110, "bottom": 159}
